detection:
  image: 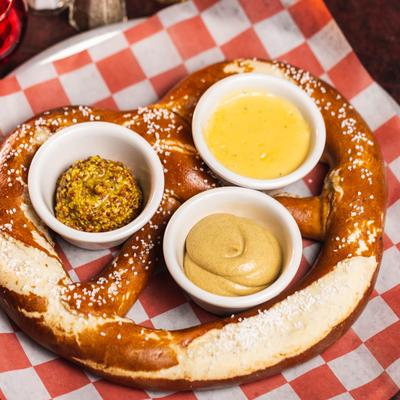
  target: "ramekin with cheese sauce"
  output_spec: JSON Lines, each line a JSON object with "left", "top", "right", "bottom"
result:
{"left": 192, "top": 73, "right": 325, "bottom": 190}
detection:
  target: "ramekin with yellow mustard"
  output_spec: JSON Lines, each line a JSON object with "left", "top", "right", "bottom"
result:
{"left": 163, "top": 187, "right": 303, "bottom": 315}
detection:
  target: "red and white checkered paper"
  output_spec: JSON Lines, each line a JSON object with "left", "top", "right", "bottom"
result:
{"left": 1, "top": 0, "right": 399, "bottom": 399}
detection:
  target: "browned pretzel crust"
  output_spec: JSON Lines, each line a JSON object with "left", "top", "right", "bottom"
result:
{"left": 0, "top": 60, "right": 386, "bottom": 390}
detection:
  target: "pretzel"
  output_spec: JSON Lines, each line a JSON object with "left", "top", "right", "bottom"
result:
{"left": 0, "top": 60, "right": 386, "bottom": 390}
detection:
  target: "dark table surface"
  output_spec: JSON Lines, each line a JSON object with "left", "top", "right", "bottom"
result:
{"left": 0, "top": 0, "right": 399, "bottom": 103}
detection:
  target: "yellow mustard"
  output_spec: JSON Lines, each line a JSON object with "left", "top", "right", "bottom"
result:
{"left": 184, "top": 213, "right": 282, "bottom": 296}
{"left": 205, "top": 91, "right": 311, "bottom": 179}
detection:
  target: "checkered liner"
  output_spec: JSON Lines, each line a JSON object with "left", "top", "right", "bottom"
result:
{"left": 0, "top": 0, "right": 399, "bottom": 399}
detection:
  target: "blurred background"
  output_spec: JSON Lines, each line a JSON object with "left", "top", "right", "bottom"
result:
{"left": 0, "top": 0, "right": 398, "bottom": 102}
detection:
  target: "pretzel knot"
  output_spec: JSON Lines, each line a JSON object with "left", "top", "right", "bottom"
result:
{"left": 0, "top": 60, "right": 386, "bottom": 390}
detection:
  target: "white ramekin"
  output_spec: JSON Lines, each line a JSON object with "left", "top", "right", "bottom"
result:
{"left": 163, "top": 187, "right": 302, "bottom": 315}
{"left": 28, "top": 122, "right": 164, "bottom": 250}
{"left": 192, "top": 73, "right": 326, "bottom": 190}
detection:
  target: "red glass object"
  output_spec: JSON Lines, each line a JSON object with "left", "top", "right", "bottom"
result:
{"left": 0, "top": 0, "right": 27, "bottom": 60}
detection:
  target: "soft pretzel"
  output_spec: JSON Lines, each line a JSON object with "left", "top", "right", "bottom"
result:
{"left": 0, "top": 60, "right": 386, "bottom": 390}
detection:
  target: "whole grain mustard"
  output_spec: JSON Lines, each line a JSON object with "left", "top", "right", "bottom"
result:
{"left": 55, "top": 155, "right": 143, "bottom": 232}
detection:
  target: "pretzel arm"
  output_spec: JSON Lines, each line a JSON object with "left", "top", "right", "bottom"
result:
{"left": 9, "top": 105, "right": 220, "bottom": 318}
{"left": 275, "top": 195, "right": 327, "bottom": 241}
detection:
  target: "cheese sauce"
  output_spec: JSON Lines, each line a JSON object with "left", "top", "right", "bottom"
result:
{"left": 205, "top": 91, "right": 311, "bottom": 179}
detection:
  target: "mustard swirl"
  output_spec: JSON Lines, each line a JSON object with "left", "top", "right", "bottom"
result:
{"left": 184, "top": 213, "right": 282, "bottom": 296}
